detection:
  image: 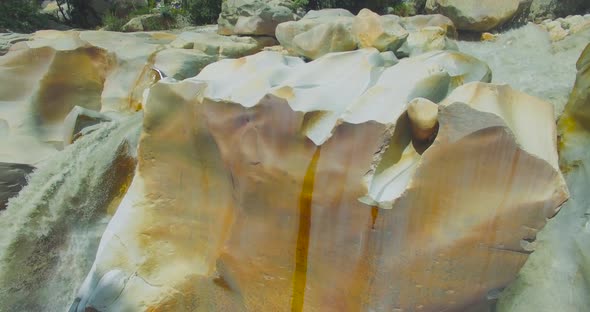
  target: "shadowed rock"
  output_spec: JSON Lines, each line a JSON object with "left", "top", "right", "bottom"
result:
{"left": 0, "top": 163, "right": 34, "bottom": 211}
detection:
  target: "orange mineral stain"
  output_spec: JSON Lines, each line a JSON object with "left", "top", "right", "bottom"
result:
{"left": 291, "top": 147, "right": 321, "bottom": 312}
{"left": 370, "top": 206, "right": 379, "bottom": 230}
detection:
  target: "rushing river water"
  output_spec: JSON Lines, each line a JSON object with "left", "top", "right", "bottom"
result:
{"left": 457, "top": 23, "right": 589, "bottom": 116}
{"left": 0, "top": 114, "right": 142, "bottom": 312}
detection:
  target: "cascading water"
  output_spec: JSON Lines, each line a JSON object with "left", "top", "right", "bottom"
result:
{"left": 457, "top": 24, "right": 589, "bottom": 116}
{"left": 0, "top": 114, "right": 142, "bottom": 312}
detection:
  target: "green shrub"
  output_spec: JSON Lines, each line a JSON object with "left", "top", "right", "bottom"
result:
{"left": 293, "top": 0, "right": 310, "bottom": 10}
{"left": 0, "top": 0, "right": 52, "bottom": 32}
{"left": 102, "top": 11, "right": 126, "bottom": 31}
{"left": 181, "top": 0, "right": 222, "bottom": 25}
{"left": 388, "top": 2, "right": 415, "bottom": 16}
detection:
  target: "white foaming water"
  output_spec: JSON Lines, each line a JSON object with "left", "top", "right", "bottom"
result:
{"left": 457, "top": 23, "right": 589, "bottom": 117}
{"left": 0, "top": 114, "right": 142, "bottom": 312}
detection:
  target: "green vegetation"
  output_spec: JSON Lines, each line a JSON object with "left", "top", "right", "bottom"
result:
{"left": 0, "top": 0, "right": 416, "bottom": 33}
{"left": 181, "top": 0, "right": 222, "bottom": 25}
{"left": 388, "top": 2, "right": 415, "bottom": 16}
{"left": 100, "top": 0, "right": 221, "bottom": 31}
{"left": 102, "top": 11, "right": 127, "bottom": 31}
{"left": 0, "top": 0, "right": 53, "bottom": 33}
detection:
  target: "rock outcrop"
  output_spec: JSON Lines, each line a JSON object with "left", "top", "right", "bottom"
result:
{"left": 276, "top": 9, "right": 357, "bottom": 60}
{"left": 276, "top": 9, "right": 458, "bottom": 59}
{"left": 425, "top": 0, "right": 531, "bottom": 31}
{"left": 400, "top": 13, "right": 458, "bottom": 38}
{"left": 0, "top": 33, "right": 31, "bottom": 56}
{"left": 218, "top": 0, "right": 298, "bottom": 36}
{"left": 169, "top": 32, "right": 277, "bottom": 58}
{"left": 70, "top": 49, "right": 566, "bottom": 312}
{"left": 62, "top": 106, "right": 114, "bottom": 145}
{"left": 352, "top": 9, "right": 408, "bottom": 52}
{"left": 562, "top": 44, "right": 590, "bottom": 129}
{"left": 397, "top": 25, "right": 458, "bottom": 57}
{"left": 0, "top": 29, "right": 271, "bottom": 166}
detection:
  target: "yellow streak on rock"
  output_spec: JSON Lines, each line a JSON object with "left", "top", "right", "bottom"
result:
{"left": 291, "top": 147, "right": 321, "bottom": 312}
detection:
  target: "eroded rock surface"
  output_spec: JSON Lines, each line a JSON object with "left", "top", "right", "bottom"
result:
{"left": 0, "top": 33, "right": 31, "bottom": 56}
{"left": 0, "top": 29, "right": 270, "bottom": 167}
{"left": 425, "top": 0, "right": 531, "bottom": 31}
{"left": 218, "top": 0, "right": 298, "bottom": 36}
{"left": 276, "top": 9, "right": 458, "bottom": 60}
{"left": 70, "top": 49, "right": 566, "bottom": 312}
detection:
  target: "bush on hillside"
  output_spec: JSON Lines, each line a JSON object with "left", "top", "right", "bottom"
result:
{"left": 180, "top": 0, "right": 222, "bottom": 25}
{"left": 0, "top": 0, "right": 53, "bottom": 32}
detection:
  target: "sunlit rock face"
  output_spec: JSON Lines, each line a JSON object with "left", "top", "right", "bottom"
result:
{"left": 0, "top": 29, "right": 270, "bottom": 167}
{"left": 400, "top": 14, "right": 458, "bottom": 38}
{"left": 352, "top": 9, "right": 409, "bottom": 52}
{"left": 72, "top": 49, "right": 567, "bottom": 312}
{"left": 425, "top": 0, "right": 530, "bottom": 31}
{"left": 496, "top": 44, "right": 590, "bottom": 312}
{"left": 397, "top": 26, "right": 458, "bottom": 57}
{"left": 277, "top": 9, "right": 459, "bottom": 60}
{"left": 218, "top": 0, "right": 298, "bottom": 36}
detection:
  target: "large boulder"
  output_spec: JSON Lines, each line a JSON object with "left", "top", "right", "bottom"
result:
{"left": 275, "top": 11, "right": 356, "bottom": 60}
{"left": 397, "top": 25, "right": 458, "bottom": 57}
{"left": 351, "top": 9, "right": 408, "bottom": 52}
{"left": 277, "top": 9, "right": 458, "bottom": 60}
{"left": 400, "top": 13, "right": 458, "bottom": 38}
{"left": 69, "top": 49, "right": 565, "bottom": 312}
{"left": 561, "top": 44, "right": 590, "bottom": 130}
{"left": 218, "top": 0, "right": 298, "bottom": 36}
{"left": 169, "top": 32, "right": 277, "bottom": 58}
{"left": 425, "top": 0, "right": 531, "bottom": 31}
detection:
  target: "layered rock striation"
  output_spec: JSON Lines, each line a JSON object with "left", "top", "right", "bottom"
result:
{"left": 69, "top": 48, "right": 567, "bottom": 312}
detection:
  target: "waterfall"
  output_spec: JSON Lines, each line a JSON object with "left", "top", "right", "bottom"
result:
{"left": 0, "top": 113, "right": 142, "bottom": 312}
